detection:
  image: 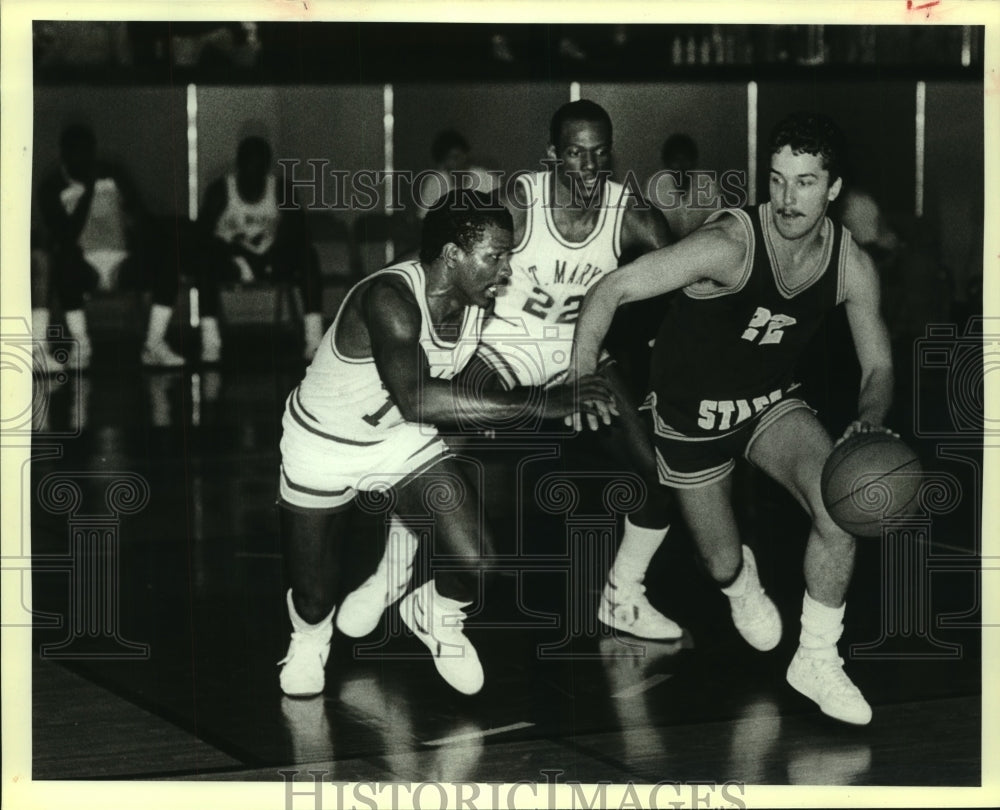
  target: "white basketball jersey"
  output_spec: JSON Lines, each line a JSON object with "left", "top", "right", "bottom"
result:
{"left": 214, "top": 174, "right": 280, "bottom": 255}
{"left": 60, "top": 177, "right": 127, "bottom": 254}
{"left": 493, "top": 171, "right": 628, "bottom": 334}
{"left": 290, "top": 261, "right": 486, "bottom": 441}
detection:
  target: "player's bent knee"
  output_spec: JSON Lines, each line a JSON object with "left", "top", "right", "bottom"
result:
{"left": 293, "top": 592, "right": 336, "bottom": 624}
{"left": 696, "top": 546, "right": 744, "bottom": 585}
{"left": 813, "top": 510, "right": 854, "bottom": 546}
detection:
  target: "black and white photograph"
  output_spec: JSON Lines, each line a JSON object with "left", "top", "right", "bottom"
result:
{"left": 2, "top": 1, "right": 998, "bottom": 808}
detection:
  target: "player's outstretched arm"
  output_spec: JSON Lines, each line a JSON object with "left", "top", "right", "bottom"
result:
{"left": 841, "top": 239, "right": 896, "bottom": 442}
{"left": 366, "top": 279, "right": 616, "bottom": 427}
{"left": 573, "top": 217, "right": 748, "bottom": 376}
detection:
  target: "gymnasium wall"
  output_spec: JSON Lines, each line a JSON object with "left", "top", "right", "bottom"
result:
{"left": 582, "top": 82, "right": 749, "bottom": 195}
{"left": 32, "top": 79, "right": 982, "bottom": 246}
{"left": 924, "top": 81, "right": 984, "bottom": 301}
{"left": 392, "top": 82, "right": 570, "bottom": 179}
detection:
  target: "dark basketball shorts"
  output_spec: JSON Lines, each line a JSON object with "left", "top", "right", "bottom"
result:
{"left": 640, "top": 393, "right": 813, "bottom": 488}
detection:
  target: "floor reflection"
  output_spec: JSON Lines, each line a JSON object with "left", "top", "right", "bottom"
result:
{"left": 725, "top": 694, "right": 782, "bottom": 784}
{"left": 280, "top": 695, "right": 334, "bottom": 765}
{"left": 787, "top": 737, "right": 872, "bottom": 785}
{"left": 600, "top": 634, "right": 688, "bottom": 768}
{"left": 338, "top": 672, "right": 486, "bottom": 782}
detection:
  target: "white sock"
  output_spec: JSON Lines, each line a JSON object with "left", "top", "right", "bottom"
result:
{"left": 200, "top": 316, "right": 222, "bottom": 349}
{"left": 386, "top": 515, "right": 419, "bottom": 575}
{"left": 799, "top": 591, "right": 845, "bottom": 654}
{"left": 64, "top": 309, "right": 91, "bottom": 349}
{"left": 610, "top": 518, "right": 668, "bottom": 586}
{"left": 286, "top": 588, "right": 334, "bottom": 633}
{"left": 721, "top": 547, "right": 754, "bottom": 598}
{"left": 32, "top": 308, "right": 51, "bottom": 339}
{"left": 146, "top": 303, "right": 174, "bottom": 346}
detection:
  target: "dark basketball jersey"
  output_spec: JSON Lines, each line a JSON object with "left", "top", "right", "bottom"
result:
{"left": 646, "top": 202, "right": 851, "bottom": 436}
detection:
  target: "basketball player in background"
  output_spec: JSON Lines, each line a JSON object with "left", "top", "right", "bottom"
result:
{"left": 196, "top": 136, "right": 325, "bottom": 362}
{"left": 277, "top": 190, "right": 616, "bottom": 697}
{"left": 37, "top": 123, "right": 185, "bottom": 370}
{"left": 337, "top": 100, "right": 683, "bottom": 644}
{"left": 570, "top": 111, "right": 895, "bottom": 725}
{"left": 415, "top": 129, "right": 498, "bottom": 221}
{"left": 649, "top": 132, "right": 720, "bottom": 240}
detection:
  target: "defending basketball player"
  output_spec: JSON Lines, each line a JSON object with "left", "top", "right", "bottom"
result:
{"left": 480, "top": 100, "right": 682, "bottom": 640}
{"left": 337, "top": 101, "right": 683, "bottom": 644}
{"left": 277, "top": 190, "right": 616, "bottom": 697}
{"left": 570, "top": 112, "right": 895, "bottom": 725}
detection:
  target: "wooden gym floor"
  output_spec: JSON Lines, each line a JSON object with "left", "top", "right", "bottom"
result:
{"left": 24, "top": 318, "right": 984, "bottom": 790}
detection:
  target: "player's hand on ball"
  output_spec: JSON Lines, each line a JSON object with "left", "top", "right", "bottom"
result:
{"left": 837, "top": 420, "right": 900, "bottom": 446}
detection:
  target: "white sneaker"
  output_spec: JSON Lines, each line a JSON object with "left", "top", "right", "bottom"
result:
{"left": 278, "top": 603, "right": 334, "bottom": 698}
{"left": 786, "top": 647, "right": 873, "bottom": 725}
{"left": 398, "top": 581, "right": 484, "bottom": 695}
{"left": 336, "top": 529, "right": 418, "bottom": 638}
{"left": 598, "top": 572, "right": 682, "bottom": 640}
{"left": 142, "top": 341, "right": 185, "bottom": 368}
{"left": 726, "top": 545, "right": 782, "bottom": 651}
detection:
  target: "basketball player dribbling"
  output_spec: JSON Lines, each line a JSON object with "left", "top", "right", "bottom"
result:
{"left": 337, "top": 100, "right": 685, "bottom": 645}
{"left": 276, "top": 190, "right": 616, "bottom": 697}
{"left": 571, "top": 112, "right": 896, "bottom": 725}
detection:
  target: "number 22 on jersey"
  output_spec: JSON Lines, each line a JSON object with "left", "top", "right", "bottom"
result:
{"left": 522, "top": 287, "right": 584, "bottom": 324}
{"left": 741, "top": 306, "right": 797, "bottom": 345}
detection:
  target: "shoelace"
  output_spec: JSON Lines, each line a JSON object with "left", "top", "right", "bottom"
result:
{"left": 277, "top": 630, "right": 326, "bottom": 666}
{"left": 607, "top": 577, "right": 648, "bottom": 598}
{"left": 430, "top": 600, "right": 471, "bottom": 637}
{"left": 810, "top": 656, "right": 861, "bottom": 697}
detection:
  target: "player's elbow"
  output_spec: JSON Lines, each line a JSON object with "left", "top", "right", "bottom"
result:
{"left": 396, "top": 386, "right": 448, "bottom": 424}
{"left": 585, "top": 275, "right": 627, "bottom": 312}
{"left": 394, "top": 390, "right": 423, "bottom": 423}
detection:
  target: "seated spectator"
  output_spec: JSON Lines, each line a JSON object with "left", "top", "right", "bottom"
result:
{"left": 834, "top": 185, "right": 951, "bottom": 432}
{"left": 37, "top": 124, "right": 185, "bottom": 370}
{"left": 647, "top": 133, "right": 720, "bottom": 239}
{"left": 836, "top": 186, "right": 949, "bottom": 339}
{"left": 195, "top": 136, "right": 324, "bottom": 362}
{"left": 838, "top": 186, "right": 901, "bottom": 267}
{"left": 415, "top": 130, "right": 496, "bottom": 220}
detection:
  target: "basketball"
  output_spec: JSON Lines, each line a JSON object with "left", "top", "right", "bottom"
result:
{"left": 821, "top": 432, "right": 923, "bottom": 537}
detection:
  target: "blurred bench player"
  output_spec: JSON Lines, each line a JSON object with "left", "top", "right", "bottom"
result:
{"left": 196, "top": 136, "right": 324, "bottom": 362}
